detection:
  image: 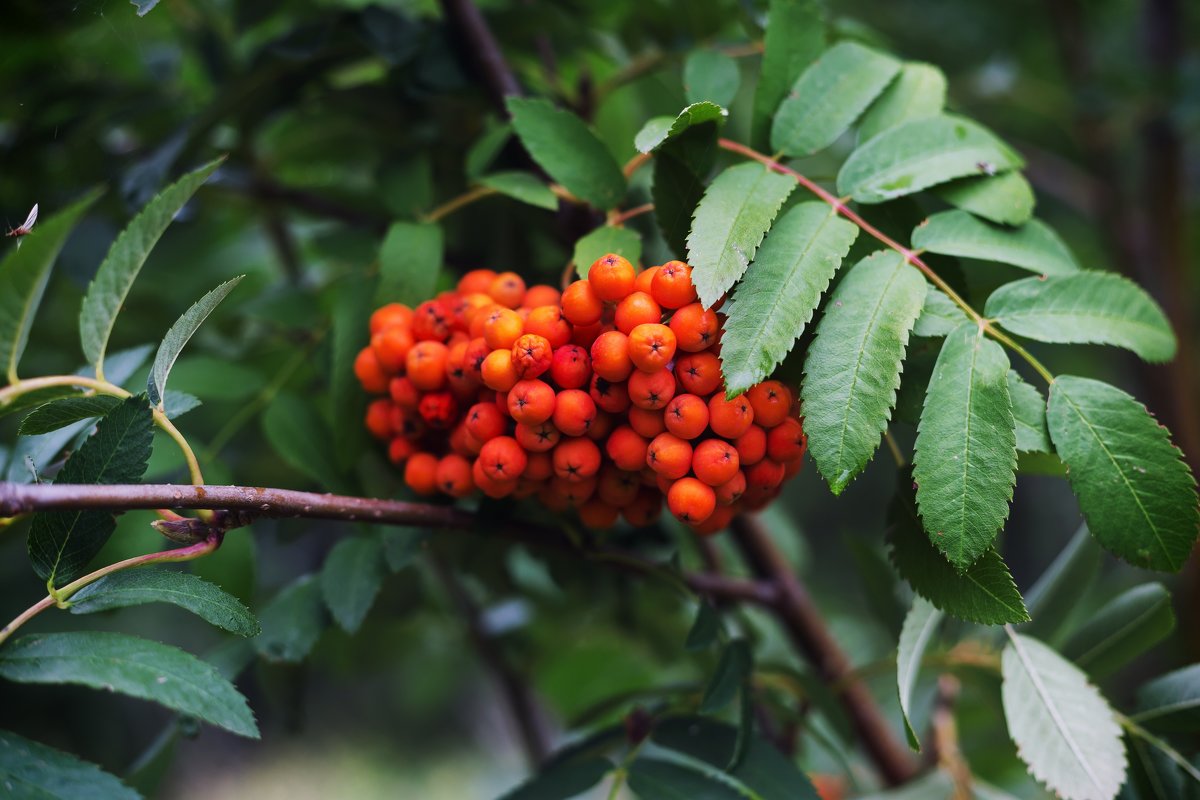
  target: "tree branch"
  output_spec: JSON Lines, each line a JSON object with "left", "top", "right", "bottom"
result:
{"left": 438, "top": 0, "right": 522, "bottom": 113}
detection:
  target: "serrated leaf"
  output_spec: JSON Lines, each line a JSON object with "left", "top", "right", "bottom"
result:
{"left": 68, "top": 567, "right": 260, "bottom": 637}
{"left": 838, "top": 114, "right": 1023, "bottom": 204}
{"left": 721, "top": 203, "right": 858, "bottom": 394}
{"left": 912, "top": 285, "right": 965, "bottom": 338}
{"left": 685, "top": 601, "right": 721, "bottom": 651}
{"left": 0, "top": 189, "right": 102, "bottom": 384}
{"left": 985, "top": 273, "right": 1176, "bottom": 362}
{"left": 478, "top": 172, "right": 558, "bottom": 211}
{"left": 1023, "top": 524, "right": 1101, "bottom": 642}
{"left": 254, "top": 575, "right": 326, "bottom": 663}
{"left": 858, "top": 62, "right": 946, "bottom": 142}
{"left": 0, "top": 386, "right": 82, "bottom": 420}
{"left": 635, "top": 102, "right": 727, "bottom": 154}
{"left": 507, "top": 97, "right": 626, "bottom": 210}
{"left": 497, "top": 756, "right": 613, "bottom": 800}
{"left": 888, "top": 475, "right": 1029, "bottom": 625}
{"left": 802, "top": 251, "right": 926, "bottom": 493}
{"left": 687, "top": 163, "right": 795, "bottom": 307}
{"left": 381, "top": 527, "right": 430, "bottom": 572}
{"left": 574, "top": 227, "right": 642, "bottom": 278}
{"left": 684, "top": 50, "right": 740, "bottom": 107}
{"left": 1134, "top": 664, "right": 1200, "bottom": 731}
{"left": 377, "top": 221, "right": 442, "bottom": 307}
{"left": 897, "top": 596, "right": 942, "bottom": 750}
{"left": 913, "top": 211, "right": 1078, "bottom": 276}
{"left": 1047, "top": 376, "right": 1198, "bottom": 572}
{"left": 162, "top": 389, "right": 201, "bottom": 420}
{"left": 80, "top": 159, "right": 222, "bottom": 377}
{"left": 0, "top": 631, "right": 258, "bottom": 738}
{"left": 261, "top": 392, "right": 345, "bottom": 491}
{"left": 0, "top": 730, "right": 141, "bottom": 800}
{"left": 935, "top": 171, "right": 1035, "bottom": 226}
{"left": 18, "top": 395, "right": 120, "bottom": 435}
{"left": 653, "top": 123, "right": 719, "bottom": 257}
{"left": 1061, "top": 583, "right": 1175, "bottom": 678}
{"left": 700, "top": 639, "right": 751, "bottom": 714}
{"left": 750, "top": 0, "right": 825, "bottom": 150}
{"left": 28, "top": 395, "right": 154, "bottom": 585}
{"left": 771, "top": 41, "right": 900, "bottom": 156}
{"left": 1001, "top": 632, "right": 1126, "bottom": 800}
{"left": 913, "top": 323, "right": 1016, "bottom": 567}
{"left": 148, "top": 276, "right": 243, "bottom": 406}
{"left": 1008, "top": 371, "right": 1050, "bottom": 453}
{"left": 320, "top": 536, "right": 386, "bottom": 634}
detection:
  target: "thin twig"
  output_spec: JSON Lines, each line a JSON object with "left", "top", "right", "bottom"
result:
{"left": 438, "top": 0, "right": 523, "bottom": 112}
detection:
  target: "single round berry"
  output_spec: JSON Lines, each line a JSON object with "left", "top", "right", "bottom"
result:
{"left": 646, "top": 432, "right": 693, "bottom": 480}
{"left": 651, "top": 261, "right": 698, "bottom": 309}
{"left": 708, "top": 393, "right": 755, "bottom": 439}
{"left": 562, "top": 280, "right": 604, "bottom": 326}
{"left": 588, "top": 253, "right": 636, "bottom": 302}
{"left": 747, "top": 380, "right": 793, "bottom": 428}
{"left": 507, "top": 379, "right": 556, "bottom": 425}
{"left": 664, "top": 393, "right": 709, "bottom": 440}
{"left": 692, "top": 439, "right": 740, "bottom": 486}
{"left": 478, "top": 436, "right": 529, "bottom": 482}
{"left": 667, "top": 477, "right": 716, "bottom": 524}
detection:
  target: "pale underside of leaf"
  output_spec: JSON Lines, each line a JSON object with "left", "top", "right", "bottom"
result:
{"left": 149, "top": 275, "right": 243, "bottom": 406}
{"left": 897, "top": 596, "right": 942, "bottom": 750}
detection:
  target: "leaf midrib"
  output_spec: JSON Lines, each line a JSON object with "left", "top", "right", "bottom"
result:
{"left": 693, "top": 167, "right": 782, "bottom": 302}
{"left": 1074, "top": 595, "right": 1166, "bottom": 668}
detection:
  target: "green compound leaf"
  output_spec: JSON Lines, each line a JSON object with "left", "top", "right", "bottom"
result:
{"left": 888, "top": 474, "right": 1029, "bottom": 625}
{"left": 771, "top": 41, "right": 900, "bottom": 157}
{"left": 1134, "top": 663, "right": 1200, "bottom": 732}
{"left": 912, "top": 285, "right": 966, "bottom": 338}
{"left": 838, "top": 114, "right": 1023, "bottom": 204}
{"left": 687, "top": 163, "right": 795, "bottom": 308}
{"left": 897, "top": 596, "right": 942, "bottom": 750}
{"left": 0, "top": 729, "right": 141, "bottom": 800}
{"left": 934, "top": 171, "right": 1035, "bottom": 226}
{"left": 635, "top": 102, "right": 727, "bottom": 154}
{"left": 574, "top": 227, "right": 642, "bottom": 279}
{"left": 80, "top": 159, "right": 223, "bottom": 378}
{"left": 913, "top": 323, "right": 1016, "bottom": 568}
{"left": 1047, "top": 375, "right": 1198, "bottom": 572}
{"left": 320, "top": 536, "right": 386, "bottom": 634}
{"left": 720, "top": 202, "right": 858, "bottom": 395}
{"left": 0, "top": 189, "right": 102, "bottom": 384}
{"left": 69, "top": 567, "right": 260, "bottom": 637}
{"left": 1008, "top": 370, "right": 1050, "bottom": 454}
{"left": 18, "top": 395, "right": 121, "bottom": 436}
{"left": 750, "top": 0, "right": 825, "bottom": 150}
{"left": 802, "top": 251, "right": 926, "bottom": 494}
{"left": 1061, "top": 583, "right": 1175, "bottom": 678}
{"left": 377, "top": 221, "right": 442, "bottom": 307}
{"left": 912, "top": 210, "right": 1078, "bottom": 276}
{"left": 1001, "top": 632, "right": 1126, "bottom": 800}
{"left": 148, "top": 276, "right": 243, "bottom": 406}
{"left": 478, "top": 171, "right": 558, "bottom": 211}
{"left": 28, "top": 395, "right": 154, "bottom": 586}
{"left": 0, "top": 631, "right": 258, "bottom": 739}
{"left": 684, "top": 50, "right": 740, "bottom": 108}
{"left": 985, "top": 272, "right": 1177, "bottom": 363}
{"left": 507, "top": 97, "right": 625, "bottom": 210}
{"left": 858, "top": 62, "right": 946, "bottom": 142}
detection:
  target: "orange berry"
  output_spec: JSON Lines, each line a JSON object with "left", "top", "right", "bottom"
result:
{"left": 488, "top": 271, "right": 526, "bottom": 308}
{"left": 372, "top": 326, "right": 415, "bottom": 373}
{"left": 354, "top": 347, "right": 389, "bottom": 394}
{"left": 472, "top": 457, "right": 517, "bottom": 499}
{"left": 511, "top": 333, "right": 553, "bottom": 380}
{"left": 524, "top": 284, "right": 561, "bottom": 308}
{"left": 445, "top": 340, "right": 478, "bottom": 394}
{"left": 524, "top": 451, "right": 555, "bottom": 481}
{"left": 538, "top": 484, "right": 571, "bottom": 511}
{"left": 624, "top": 488, "right": 662, "bottom": 526}
{"left": 715, "top": 470, "right": 746, "bottom": 505}
{"left": 628, "top": 406, "right": 666, "bottom": 438}
{"left": 669, "top": 303, "right": 720, "bottom": 352}
{"left": 413, "top": 299, "right": 452, "bottom": 341}
{"left": 614, "top": 291, "right": 662, "bottom": 334}
{"left": 370, "top": 303, "right": 413, "bottom": 335}
{"left": 465, "top": 401, "right": 506, "bottom": 442}
{"left": 766, "top": 417, "right": 806, "bottom": 462}
{"left": 478, "top": 435, "right": 529, "bottom": 482}
{"left": 406, "top": 341, "right": 449, "bottom": 391}
{"left": 463, "top": 337, "right": 491, "bottom": 383}
{"left": 628, "top": 323, "right": 677, "bottom": 373}
{"left": 562, "top": 280, "right": 604, "bottom": 326}
{"left": 404, "top": 452, "right": 440, "bottom": 496}
{"left": 507, "top": 379, "right": 556, "bottom": 424}
{"left": 450, "top": 422, "right": 483, "bottom": 457}
{"left": 365, "top": 398, "right": 393, "bottom": 440}
{"left": 692, "top": 439, "right": 740, "bottom": 486}
{"left": 747, "top": 381, "right": 793, "bottom": 428}
{"left": 468, "top": 302, "right": 499, "bottom": 338}
{"left": 664, "top": 394, "right": 709, "bottom": 440}
{"left": 570, "top": 320, "right": 607, "bottom": 349}
{"left": 667, "top": 477, "right": 716, "bottom": 524}
{"left": 390, "top": 405, "right": 421, "bottom": 438}
{"left": 746, "top": 458, "right": 785, "bottom": 493}
{"left": 515, "top": 420, "right": 561, "bottom": 452}
{"left": 589, "top": 375, "right": 631, "bottom": 414}
{"left": 647, "top": 433, "right": 693, "bottom": 480}
{"left": 483, "top": 307, "right": 524, "bottom": 350}
{"left": 550, "top": 344, "right": 591, "bottom": 390}
{"left": 690, "top": 503, "right": 736, "bottom": 535}
{"left": 590, "top": 330, "right": 634, "bottom": 382}
{"left": 587, "top": 410, "right": 616, "bottom": 441}
{"left": 389, "top": 376, "right": 419, "bottom": 409}
{"left": 605, "top": 425, "right": 649, "bottom": 471}
{"left": 628, "top": 368, "right": 676, "bottom": 411}
{"left": 589, "top": 253, "right": 636, "bottom": 301}
{"left": 457, "top": 269, "right": 498, "bottom": 295}
{"left": 675, "top": 352, "right": 723, "bottom": 396}
{"left": 549, "top": 475, "right": 597, "bottom": 507}
{"left": 461, "top": 293, "right": 496, "bottom": 328}
{"left": 578, "top": 498, "right": 620, "bottom": 529}
{"left": 481, "top": 349, "right": 519, "bottom": 392}
{"left": 734, "top": 424, "right": 767, "bottom": 466}
{"left": 387, "top": 436, "right": 416, "bottom": 465}
{"left": 651, "top": 260, "right": 698, "bottom": 309}
{"left": 708, "top": 393, "right": 754, "bottom": 438}
{"left": 418, "top": 390, "right": 458, "bottom": 429}
{"left": 436, "top": 454, "right": 474, "bottom": 498}
{"left": 597, "top": 465, "right": 640, "bottom": 506}
{"left": 552, "top": 389, "right": 597, "bottom": 437}
{"left": 553, "top": 437, "right": 602, "bottom": 482}
{"left": 523, "top": 306, "right": 571, "bottom": 349}
{"left": 633, "top": 266, "right": 660, "bottom": 295}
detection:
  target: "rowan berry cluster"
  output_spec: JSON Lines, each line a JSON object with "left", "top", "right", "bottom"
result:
{"left": 353, "top": 254, "right": 806, "bottom": 534}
